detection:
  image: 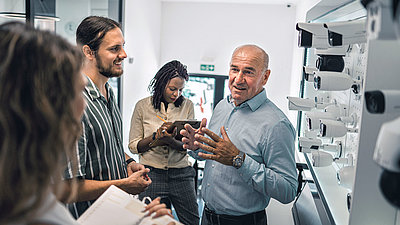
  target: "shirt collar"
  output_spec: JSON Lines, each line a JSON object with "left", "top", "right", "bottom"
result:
{"left": 228, "top": 89, "right": 267, "bottom": 112}
{"left": 84, "top": 74, "right": 112, "bottom": 101}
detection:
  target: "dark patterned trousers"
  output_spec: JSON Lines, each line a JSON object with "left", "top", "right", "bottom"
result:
{"left": 139, "top": 166, "right": 199, "bottom": 225}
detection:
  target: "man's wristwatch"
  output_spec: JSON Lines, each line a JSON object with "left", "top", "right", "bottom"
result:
{"left": 232, "top": 151, "right": 245, "bottom": 169}
{"left": 126, "top": 158, "right": 135, "bottom": 165}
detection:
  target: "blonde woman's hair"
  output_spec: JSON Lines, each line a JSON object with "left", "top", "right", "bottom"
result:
{"left": 0, "top": 22, "right": 83, "bottom": 223}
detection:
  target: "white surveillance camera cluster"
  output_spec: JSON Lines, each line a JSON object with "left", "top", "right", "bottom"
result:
{"left": 296, "top": 20, "right": 365, "bottom": 96}
{"left": 296, "top": 19, "right": 367, "bottom": 49}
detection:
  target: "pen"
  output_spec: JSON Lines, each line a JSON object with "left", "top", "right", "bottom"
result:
{"left": 156, "top": 115, "right": 167, "bottom": 123}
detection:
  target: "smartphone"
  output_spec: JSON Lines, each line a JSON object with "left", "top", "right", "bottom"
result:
{"left": 167, "top": 120, "right": 201, "bottom": 141}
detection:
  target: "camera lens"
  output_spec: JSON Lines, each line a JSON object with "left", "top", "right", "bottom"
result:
{"left": 313, "top": 76, "right": 321, "bottom": 90}
{"left": 328, "top": 30, "right": 343, "bottom": 46}
{"left": 316, "top": 55, "right": 345, "bottom": 72}
{"left": 365, "top": 91, "right": 385, "bottom": 113}
{"left": 306, "top": 117, "right": 312, "bottom": 130}
{"left": 298, "top": 29, "right": 313, "bottom": 48}
{"left": 320, "top": 123, "right": 327, "bottom": 137}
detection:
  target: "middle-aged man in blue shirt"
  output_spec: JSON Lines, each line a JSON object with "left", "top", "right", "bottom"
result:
{"left": 181, "top": 44, "right": 298, "bottom": 225}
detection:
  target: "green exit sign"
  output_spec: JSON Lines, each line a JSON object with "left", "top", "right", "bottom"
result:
{"left": 200, "top": 64, "right": 215, "bottom": 71}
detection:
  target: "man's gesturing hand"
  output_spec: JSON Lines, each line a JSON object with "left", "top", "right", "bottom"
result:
{"left": 195, "top": 126, "right": 241, "bottom": 166}
{"left": 180, "top": 118, "right": 207, "bottom": 150}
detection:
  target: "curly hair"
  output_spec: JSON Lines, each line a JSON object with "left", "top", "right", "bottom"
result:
{"left": 0, "top": 22, "right": 83, "bottom": 223}
{"left": 148, "top": 60, "right": 189, "bottom": 110}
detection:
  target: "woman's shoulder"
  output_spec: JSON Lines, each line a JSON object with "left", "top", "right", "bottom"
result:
{"left": 182, "top": 97, "right": 194, "bottom": 106}
{"left": 136, "top": 96, "right": 152, "bottom": 106}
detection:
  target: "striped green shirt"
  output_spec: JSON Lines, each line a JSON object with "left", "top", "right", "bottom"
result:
{"left": 65, "top": 75, "right": 127, "bottom": 218}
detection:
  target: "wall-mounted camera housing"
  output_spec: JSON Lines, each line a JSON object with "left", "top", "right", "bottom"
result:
{"left": 287, "top": 96, "right": 315, "bottom": 111}
{"left": 296, "top": 22, "right": 330, "bottom": 49}
{"left": 305, "top": 111, "right": 336, "bottom": 130}
{"left": 312, "top": 151, "right": 352, "bottom": 167}
{"left": 365, "top": 90, "right": 400, "bottom": 114}
{"left": 373, "top": 116, "right": 400, "bottom": 208}
{"left": 312, "top": 151, "right": 334, "bottom": 167}
{"left": 298, "top": 137, "right": 322, "bottom": 153}
{"left": 319, "top": 119, "right": 358, "bottom": 137}
{"left": 324, "top": 19, "right": 367, "bottom": 46}
{"left": 313, "top": 71, "right": 361, "bottom": 93}
{"left": 337, "top": 166, "right": 356, "bottom": 190}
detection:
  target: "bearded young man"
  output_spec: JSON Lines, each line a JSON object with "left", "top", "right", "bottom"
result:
{"left": 63, "top": 16, "right": 159, "bottom": 218}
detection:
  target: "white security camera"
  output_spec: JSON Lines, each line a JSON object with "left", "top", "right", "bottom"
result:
{"left": 324, "top": 104, "right": 357, "bottom": 125}
{"left": 298, "top": 137, "right": 322, "bottom": 152}
{"left": 319, "top": 119, "right": 358, "bottom": 137}
{"left": 313, "top": 71, "right": 362, "bottom": 93}
{"left": 296, "top": 22, "right": 330, "bottom": 49}
{"left": 303, "top": 66, "right": 318, "bottom": 81}
{"left": 287, "top": 97, "right": 316, "bottom": 111}
{"left": 365, "top": 90, "right": 400, "bottom": 114}
{"left": 337, "top": 166, "right": 356, "bottom": 190}
{"left": 305, "top": 111, "right": 336, "bottom": 130}
{"left": 362, "top": 0, "right": 398, "bottom": 40}
{"left": 324, "top": 104, "right": 348, "bottom": 117}
{"left": 373, "top": 116, "right": 400, "bottom": 208}
{"left": 312, "top": 151, "right": 351, "bottom": 167}
{"left": 299, "top": 137, "right": 342, "bottom": 154}
{"left": 314, "top": 45, "right": 348, "bottom": 56}
{"left": 287, "top": 94, "right": 335, "bottom": 111}
{"left": 324, "top": 19, "right": 367, "bottom": 46}
{"left": 312, "top": 151, "right": 334, "bottom": 167}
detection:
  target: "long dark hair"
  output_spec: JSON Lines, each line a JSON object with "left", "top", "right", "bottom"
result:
{"left": 148, "top": 60, "right": 189, "bottom": 110}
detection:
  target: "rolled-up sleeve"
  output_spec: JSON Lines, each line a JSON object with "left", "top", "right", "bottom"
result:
{"left": 238, "top": 119, "right": 298, "bottom": 204}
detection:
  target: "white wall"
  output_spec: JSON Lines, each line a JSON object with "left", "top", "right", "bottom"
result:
{"left": 160, "top": 2, "right": 297, "bottom": 123}
{"left": 122, "top": 0, "right": 162, "bottom": 157}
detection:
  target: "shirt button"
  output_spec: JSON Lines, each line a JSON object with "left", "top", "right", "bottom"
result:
{"left": 212, "top": 165, "right": 215, "bottom": 168}
{"left": 207, "top": 183, "right": 210, "bottom": 186}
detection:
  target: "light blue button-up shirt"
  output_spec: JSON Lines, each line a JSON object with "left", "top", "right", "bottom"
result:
{"left": 190, "top": 89, "right": 297, "bottom": 215}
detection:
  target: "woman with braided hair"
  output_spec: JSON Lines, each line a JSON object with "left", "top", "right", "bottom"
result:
{"left": 129, "top": 60, "right": 199, "bottom": 225}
